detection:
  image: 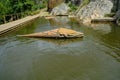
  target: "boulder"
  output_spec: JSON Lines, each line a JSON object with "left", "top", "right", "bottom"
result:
{"left": 76, "top": 0, "right": 113, "bottom": 23}
{"left": 50, "top": 3, "right": 70, "bottom": 16}
{"left": 47, "top": 0, "right": 64, "bottom": 12}
{"left": 111, "top": 0, "right": 120, "bottom": 12}
{"left": 114, "top": 9, "right": 120, "bottom": 24}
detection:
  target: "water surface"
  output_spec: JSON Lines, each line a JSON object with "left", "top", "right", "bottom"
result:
{"left": 0, "top": 17, "right": 120, "bottom": 80}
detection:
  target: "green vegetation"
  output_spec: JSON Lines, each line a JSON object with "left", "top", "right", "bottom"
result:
{"left": 68, "top": 2, "right": 78, "bottom": 12}
{"left": 104, "top": 13, "right": 116, "bottom": 17}
{"left": 0, "top": 0, "right": 47, "bottom": 24}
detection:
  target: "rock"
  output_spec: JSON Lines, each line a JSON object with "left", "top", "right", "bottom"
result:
{"left": 18, "top": 28, "right": 84, "bottom": 38}
{"left": 50, "top": 3, "right": 70, "bottom": 16}
{"left": 47, "top": 0, "right": 64, "bottom": 12}
{"left": 76, "top": 0, "right": 113, "bottom": 23}
{"left": 114, "top": 9, "right": 120, "bottom": 24}
{"left": 111, "top": 0, "right": 120, "bottom": 12}
{"left": 114, "top": 10, "right": 120, "bottom": 19}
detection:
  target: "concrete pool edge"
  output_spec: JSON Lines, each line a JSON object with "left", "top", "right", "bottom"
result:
{"left": 0, "top": 10, "right": 49, "bottom": 35}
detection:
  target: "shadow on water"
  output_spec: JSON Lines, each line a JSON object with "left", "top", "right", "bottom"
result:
{"left": 37, "top": 38, "right": 83, "bottom": 46}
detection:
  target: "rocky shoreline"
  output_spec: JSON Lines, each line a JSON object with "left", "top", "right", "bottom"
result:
{"left": 48, "top": 0, "right": 120, "bottom": 25}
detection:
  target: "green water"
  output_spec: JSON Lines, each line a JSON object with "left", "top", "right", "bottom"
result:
{"left": 0, "top": 17, "right": 120, "bottom": 80}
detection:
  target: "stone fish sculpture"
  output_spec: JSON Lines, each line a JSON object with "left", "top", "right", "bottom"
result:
{"left": 18, "top": 28, "right": 84, "bottom": 38}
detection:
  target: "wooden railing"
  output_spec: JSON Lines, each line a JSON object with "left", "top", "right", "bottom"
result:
{"left": 0, "top": 12, "right": 31, "bottom": 24}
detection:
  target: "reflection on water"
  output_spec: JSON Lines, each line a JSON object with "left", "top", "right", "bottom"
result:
{"left": 49, "top": 16, "right": 71, "bottom": 28}
{"left": 89, "top": 23, "right": 112, "bottom": 34}
{"left": 0, "top": 17, "right": 120, "bottom": 80}
{"left": 38, "top": 38, "right": 83, "bottom": 46}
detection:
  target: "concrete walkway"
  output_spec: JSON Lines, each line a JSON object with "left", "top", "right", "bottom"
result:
{"left": 91, "top": 17, "right": 115, "bottom": 22}
{"left": 0, "top": 10, "right": 49, "bottom": 35}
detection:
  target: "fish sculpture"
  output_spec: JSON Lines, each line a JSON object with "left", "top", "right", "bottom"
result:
{"left": 18, "top": 28, "right": 84, "bottom": 38}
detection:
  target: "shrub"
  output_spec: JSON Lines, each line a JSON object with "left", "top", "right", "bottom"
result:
{"left": 68, "top": 2, "right": 78, "bottom": 11}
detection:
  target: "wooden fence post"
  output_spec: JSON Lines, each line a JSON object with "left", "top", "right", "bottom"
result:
{"left": 3, "top": 15, "right": 6, "bottom": 23}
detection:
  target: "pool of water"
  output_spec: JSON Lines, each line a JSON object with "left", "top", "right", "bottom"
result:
{"left": 0, "top": 17, "right": 120, "bottom": 80}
